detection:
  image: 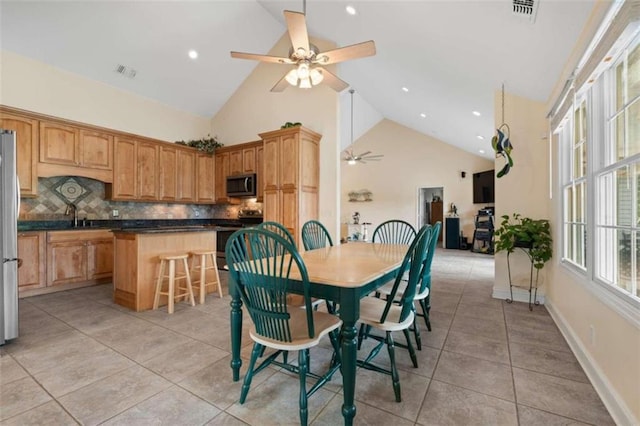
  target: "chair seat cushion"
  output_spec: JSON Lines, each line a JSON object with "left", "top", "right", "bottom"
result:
{"left": 358, "top": 296, "right": 415, "bottom": 332}
{"left": 250, "top": 309, "right": 342, "bottom": 351}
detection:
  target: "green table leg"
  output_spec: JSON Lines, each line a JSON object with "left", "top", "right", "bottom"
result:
{"left": 340, "top": 292, "right": 358, "bottom": 425}
{"left": 230, "top": 287, "right": 243, "bottom": 381}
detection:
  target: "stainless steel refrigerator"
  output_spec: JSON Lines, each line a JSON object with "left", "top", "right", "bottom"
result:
{"left": 1, "top": 129, "right": 19, "bottom": 344}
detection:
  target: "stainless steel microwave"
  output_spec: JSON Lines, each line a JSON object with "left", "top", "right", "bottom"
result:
{"left": 226, "top": 173, "right": 257, "bottom": 197}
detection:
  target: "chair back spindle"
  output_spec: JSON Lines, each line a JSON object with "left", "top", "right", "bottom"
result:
{"left": 301, "top": 220, "right": 334, "bottom": 250}
{"left": 372, "top": 220, "right": 417, "bottom": 245}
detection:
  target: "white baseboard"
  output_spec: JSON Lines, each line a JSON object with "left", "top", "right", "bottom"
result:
{"left": 546, "top": 300, "right": 637, "bottom": 426}
{"left": 492, "top": 286, "right": 545, "bottom": 305}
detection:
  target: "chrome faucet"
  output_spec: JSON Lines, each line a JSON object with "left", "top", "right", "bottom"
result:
{"left": 65, "top": 203, "right": 78, "bottom": 228}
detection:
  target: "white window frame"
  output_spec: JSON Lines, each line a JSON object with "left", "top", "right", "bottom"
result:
{"left": 556, "top": 30, "right": 640, "bottom": 326}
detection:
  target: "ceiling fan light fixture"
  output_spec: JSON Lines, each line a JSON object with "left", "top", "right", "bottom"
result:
{"left": 348, "top": 158, "right": 357, "bottom": 165}
{"left": 297, "top": 62, "right": 310, "bottom": 79}
{"left": 299, "top": 77, "right": 312, "bottom": 89}
{"left": 309, "top": 68, "right": 324, "bottom": 85}
{"left": 285, "top": 68, "right": 299, "bottom": 86}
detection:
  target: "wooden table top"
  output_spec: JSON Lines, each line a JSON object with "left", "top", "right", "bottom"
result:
{"left": 298, "top": 243, "right": 408, "bottom": 288}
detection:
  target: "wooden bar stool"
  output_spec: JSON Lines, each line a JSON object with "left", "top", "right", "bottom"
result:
{"left": 153, "top": 253, "right": 195, "bottom": 314}
{"left": 189, "top": 249, "right": 223, "bottom": 303}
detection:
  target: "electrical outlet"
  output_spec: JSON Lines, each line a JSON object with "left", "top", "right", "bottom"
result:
{"left": 112, "top": 209, "right": 119, "bottom": 218}
{"left": 589, "top": 325, "right": 596, "bottom": 346}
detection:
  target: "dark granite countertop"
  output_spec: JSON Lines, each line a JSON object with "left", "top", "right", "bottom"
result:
{"left": 18, "top": 218, "right": 244, "bottom": 232}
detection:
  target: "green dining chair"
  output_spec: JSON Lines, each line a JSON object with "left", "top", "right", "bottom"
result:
{"left": 356, "top": 225, "right": 432, "bottom": 402}
{"left": 301, "top": 220, "right": 337, "bottom": 314}
{"left": 301, "top": 220, "right": 334, "bottom": 250}
{"left": 258, "top": 221, "right": 295, "bottom": 245}
{"left": 226, "top": 228, "right": 342, "bottom": 426}
{"left": 372, "top": 220, "right": 416, "bottom": 244}
{"left": 375, "top": 221, "right": 441, "bottom": 350}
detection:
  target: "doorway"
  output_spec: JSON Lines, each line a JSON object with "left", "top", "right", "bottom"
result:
{"left": 417, "top": 187, "right": 444, "bottom": 242}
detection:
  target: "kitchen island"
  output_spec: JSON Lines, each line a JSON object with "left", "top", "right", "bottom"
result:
{"left": 112, "top": 227, "right": 217, "bottom": 311}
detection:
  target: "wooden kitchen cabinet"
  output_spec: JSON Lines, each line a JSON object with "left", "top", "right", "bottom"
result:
{"left": 256, "top": 145, "right": 264, "bottom": 202}
{"left": 17, "top": 232, "right": 46, "bottom": 292}
{"left": 137, "top": 140, "right": 159, "bottom": 200}
{"left": 196, "top": 153, "right": 215, "bottom": 203}
{"left": 39, "top": 121, "right": 79, "bottom": 166}
{"left": 259, "top": 126, "right": 320, "bottom": 247}
{"left": 79, "top": 129, "right": 113, "bottom": 170}
{"left": 0, "top": 111, "right": 39, "bottom": 197}
{"left": 177, "top": 149, "right": 196, "bottom": 202}
{"left": 229, "top": 149, "right": 243, "bottom": 176}
{"left": 110, "top": 137, "right": 138, "bottom": 200}
{"left": 243, "top": 146, "right": 256, "bottom": 173}
{"left": 39, "top": 120, "right": 114, "bottom": 182}
{"left": 159, "top": 144, "right": 178, "bottom": 201}
{"left": 46, "top": 230, "right": 113, "bottom": 288}
{"left": 214, "top": 151, "right": 230, "bottom": 203}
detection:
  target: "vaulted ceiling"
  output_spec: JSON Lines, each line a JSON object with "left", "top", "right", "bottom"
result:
{"left": 0, "top": 1, "right": 598, "bottom": 158}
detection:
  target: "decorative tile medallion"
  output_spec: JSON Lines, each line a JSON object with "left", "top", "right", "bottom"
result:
{"left": 52, "top": 177, "right": 91, "bottom": 204}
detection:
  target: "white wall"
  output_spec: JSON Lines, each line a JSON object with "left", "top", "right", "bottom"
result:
{"left": 340, "top": 118, "right": 494, "bottom": 239}
{"left": 0, "top": 50, "right": 210, "bottom": 142}
{"left": 210, "top": 34, "right": 341, "bottom": 237}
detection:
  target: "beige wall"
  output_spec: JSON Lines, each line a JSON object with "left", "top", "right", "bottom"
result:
{"left": 340, "top": 119, "right": 494, "bottom": 238}
{"left": 211, "top": 34, "right": 340, "bottom": 236}
{"left": 492, "top": 91, "right": 550, "bottom": 300}
{"left": 0, "top": 50, "right": 210, "bottom": 142}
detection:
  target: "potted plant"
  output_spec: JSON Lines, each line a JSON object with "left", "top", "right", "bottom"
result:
{"left": 175, "top": 134, "right": 223, "bottom": 154}
{"left": 494, "top": 213, "right": 553, "bottom": 269}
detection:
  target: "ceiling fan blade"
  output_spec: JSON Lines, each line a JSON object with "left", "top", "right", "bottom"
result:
{"left": 230, "top": 51, "right": 293, "bottom": 64}
{"left": 284, "top": 10, "right": 309, "bottom": 55}
{"left": 319, "top": 68, "right": 349, "bottom": 92}
{"left": 315, "top": 41, "right": 376, "bottom": 65}
{"left": 271, "top": 73, "right": 291, "bottom": 92}
{"left": 362, "top": 154, "right": 384, "bottom": 159}
{"left": 358, "top": 151, "right": 372, "bottom": 157}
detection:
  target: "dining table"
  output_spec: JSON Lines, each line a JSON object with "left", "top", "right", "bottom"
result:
{"left": 229, "top": 241, "right": 409, "bottom": 425}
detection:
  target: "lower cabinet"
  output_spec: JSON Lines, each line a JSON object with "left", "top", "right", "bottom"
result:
{"left": 17, "top": 232, "right": 46, "bottom": 292}
{"left": 17, "top": 229, "right": 113, "bottom": 296}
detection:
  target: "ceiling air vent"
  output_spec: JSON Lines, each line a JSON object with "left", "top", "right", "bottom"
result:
{"left": 114, "top": 64, "right": 137, "bottom": 79}
{"left": 512, "top": 0, "right": 539, "bottom": 24}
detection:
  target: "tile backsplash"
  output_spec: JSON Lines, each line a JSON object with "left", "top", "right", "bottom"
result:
{"left": 20, "top": 177, "right": 245, "bottom": 220}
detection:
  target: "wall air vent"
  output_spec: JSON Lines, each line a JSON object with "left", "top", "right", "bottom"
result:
{"left": 512, "top": 0, "right": 539, "bottom": 24}
{"left": 114, "top": 64, "right": 137, "bottom": 79}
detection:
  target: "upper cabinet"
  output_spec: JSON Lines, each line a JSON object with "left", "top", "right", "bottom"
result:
{"left": 196, "top": 153, "right": 216, "bottom": 203}
{"left": 215, "top": 141, "right": 262, "bottom": 204}
{"left": 259, "top": 126, "right": 320, "bottom": 246}
{"left": 38, "top": 120, "right": 113, "bottom": 182}
{"left": 137, "top": 141, "right": 159, "bottom": 201}
{"left": 158, "top": 144, "right": 178, "bottom": 201}
{"left": 110, "top": 137, "right": 137, "bottom": 200}
{"left": 0, "top": 111, "right": 39, "bottom": 197}
{"left": 177, "top": 149, "right": 196, "bottom": 202}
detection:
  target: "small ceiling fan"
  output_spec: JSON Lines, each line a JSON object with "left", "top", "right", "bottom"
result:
{"left": 343, "top": 149, "right": 384, "bottom": 165}
{"left": 230, "top": 2, "right": 375, "bottom": 92}
{"left": 343, "top": 89, "right": 383, "bottom": 165}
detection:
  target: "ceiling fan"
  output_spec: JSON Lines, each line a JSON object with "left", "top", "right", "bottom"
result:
{"left": 230, "top": 4, "right": 375, "bottom": 92}
{"left": 343, "top": 149, "right": 384, "bottom": 165}
{"left": 343, "top": 89, "right": 383, "bottom": 165}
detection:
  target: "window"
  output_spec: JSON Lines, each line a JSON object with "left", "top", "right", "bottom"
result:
{"left": 561, "top": 99, "right": 587, "bottom": 269}
{"left": 558, "top": 32, "right": 640, "bottom": 305}
{"left": 595, "top": 36, "right": 640, "bottom": 299}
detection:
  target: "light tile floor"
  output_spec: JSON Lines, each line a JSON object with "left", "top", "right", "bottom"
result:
{"left": 0, "top": 248, "right": 614, "bottom": 425}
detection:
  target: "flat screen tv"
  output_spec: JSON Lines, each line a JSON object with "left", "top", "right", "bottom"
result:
{"left": 473, "top": 170, "right": 495, "bottom": 204}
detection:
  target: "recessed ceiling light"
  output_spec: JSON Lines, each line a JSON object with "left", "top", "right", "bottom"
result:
{"left": 420, "top": 113, "right": 427, "bottom": 118}
{"left": 345, "top": 5, "right": 357, "bottom": 15}
{"left": 479, "top": 149, "right": 485, "bottom": 154}
{"left": 472, "top": 111, "right": 481, "bottom": 116}
{"left": 188, "top": 50, "right": 198, "bottom": 59}
{"left": 477, "top": 135, "right": 485, "bottom": 140}
{"left": 402, "top": 87, "right": 409, "bottom": 92}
